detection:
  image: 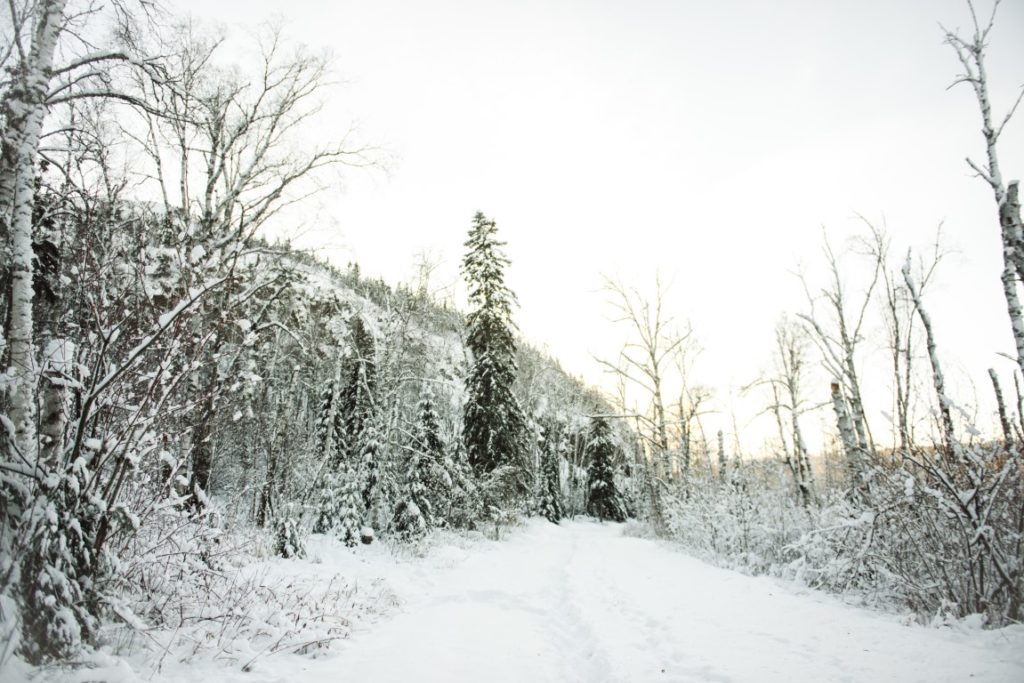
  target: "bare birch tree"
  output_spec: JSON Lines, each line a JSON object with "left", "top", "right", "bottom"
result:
{"left": 1, "top": 0, "right": 69, "bottom": 466}
{"left": 748, "top": 316, "right": 816, "bottom": 505}
{"left": 122, "top": 23, "right": 373, "bottom": 512}
{"left": 598, "top": 275, "right": 692, "bottom": 484}
{"left": 799, "top": 231, "right": 879, "bottom": 479}
{"left": 862, "top": 219, "right": 945, "bottom": 457}
{"left": 901, "top": 256, "right": 957, "bottom": 456}
{"left": 944, "top": 0, "right": 1024, "bottom": 378}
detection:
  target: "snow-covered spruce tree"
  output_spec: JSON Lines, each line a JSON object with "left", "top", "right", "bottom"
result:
{"left": 461, "top": 212, "right": 529, "bottom": 503}
{"left": 313, "top": 469, "right": 343, "bottom": 535}
{"left": 357, "top": 418, "right": 385, "bottom": 526}
{"left": 538, "top": 420, "right": 564, "bottom": 523}
{"left": 315, "top": 316, "right": 378, "bottom": 534}
{"left": 341, "top": 316, "right": 377, "bottom": 448}
{"left": 336, "top": 466, "right": 363, "bottom": 548}
{"left": 539, "top": 445, "right": 564, "bottom": 524}
{"left": 312, "top": 371, "right": 346, "bottom": 534}
{"left": 18, "top": 468, "right": 103, "bottom": 663}
{"left": 392, "top": 446, "right": 431, "bottom": 541}
{"left": 413, "top": 391, "right": 453, "bottom": 526}
{"left": 586, "top": 417, "right": 626, "bottom": 522}
{"left": 445, "top": 441, "right": 483, "bottom": 528}
{"left": 316, "top": 375, "right": 347, "bottom": 466}
{"left": 273, "top": 517, "right": 306, "bottom": 559}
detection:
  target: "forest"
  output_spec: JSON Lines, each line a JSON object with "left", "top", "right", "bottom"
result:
{"left": 0, "top": 0, "right": 1022, "bottom": 680}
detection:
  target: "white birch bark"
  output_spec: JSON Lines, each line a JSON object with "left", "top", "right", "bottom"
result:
{"left": 988, "top": 368, "right": 1014, "bottom": 447}
{"left": 946, "top": 10, "right": 1024, "bottom": 378}
{"left": 2, "top": 0, "right": 68, "bottom": 463}
{"left": 831, "top": 382, "right": 860, "bottom": 486}
{"left": 902, "top": 261, "right": 956, "bottom": 456}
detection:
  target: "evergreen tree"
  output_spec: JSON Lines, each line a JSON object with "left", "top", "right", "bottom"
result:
{"left": 312, "top": 374, "right": 345, "bottom": 534}
{"left": 273, "top": 517, "right": 306, "bottom": 559}
{"left": 19, "top": 470, "right": 102, "bottom": 663}
{"left": 341, "top": 315, "right": 376, "bottom": 450}
{"left": 318, "top": 315, "right": 380, "bottom": 535}
{"left": 315, "top": 377, "right": 345, "bottom": 465}
{"left": 461, "top": 212, "right": 529, "bottom": 499}
{"left": 586, "top": 417, "right": 626, "bottom": 522}
{"left": 336, "top": 466, "right": 363, "bottom": 547}
{"left": 413, "top": 392, "right": 454, "bottom": 525}
{"left": 445, "top": 441, "right": 482, "bottom": 528}
{"left": 358, "top": 419, "right": 383, "bottom": 520}
{"left": 392, "top": 447, "right": 431, "bottom": 540}
{"left": 415, "top": 392, "right": 446, "bottom": 465}
{"left": 312, "top": 475, "right": 341, "bottom": 534}
{"left": 538, "top": 434, "right": 563, "bottom": 523}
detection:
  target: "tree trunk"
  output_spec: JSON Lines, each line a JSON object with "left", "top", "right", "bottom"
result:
{"left": 903, "top": 262, "right": 956, "bottom": 458}
{"left": 187, "top": 382, "right": 217, "bottom": 514}
{"left": 1, "top": 0, "right": 69, "bottom": 463}
{"left": 791, "top": 414, "right": 813, "bottom": 506}
{"left": 831, "top": 382, "right": 862, "bottom": 493}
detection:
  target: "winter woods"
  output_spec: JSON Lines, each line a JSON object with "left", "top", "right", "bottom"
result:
{"left": 0, "top": 2, "right": 613, "bottom": 666}
{"left": 1, "top": 0, "right": 1023, "bottom": 676}
{"left": 601, "top": 0, "right": 1024, "bottom": 628}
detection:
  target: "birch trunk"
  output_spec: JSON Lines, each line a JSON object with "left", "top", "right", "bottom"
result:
{"left": 791, "top": 414, "right": 813, "bottom": 506}
{"left": 902, "top": 262, "right": 956, "bottom": 457}
{"left": 988, "top": 368, "right": 1014, "bottom": 448}
{"left": 831, "top": 382, "right": 861, "bottom": 489}
{"left": 947, "top": 19, "right": 1024, "bottom": 379}
{"left": 1, "top": 0, "right": 68, "bottom": 463}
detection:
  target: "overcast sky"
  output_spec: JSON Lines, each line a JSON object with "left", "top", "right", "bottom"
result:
{"left": 176, "top": 0, "right": 1023, "bottom": 453}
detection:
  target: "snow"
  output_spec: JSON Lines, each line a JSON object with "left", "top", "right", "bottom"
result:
{"left": 42, "top": 339, "right": 75, "bottom": 368}
{"left": 22, "top": 520, "right": 1024, "bottom": 683}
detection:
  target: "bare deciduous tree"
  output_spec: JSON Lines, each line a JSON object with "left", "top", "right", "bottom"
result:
{"left": 747, "top": 316, "right": 816, "bottom": 505}
{"left": 944, "top": 0, "right": 1024, "bottom": 378}
{"left": 799, "top": 231, "right": 879, "bottom": 480}
{"left": 862, "top": 219, "right": 945, "bottom": 457}
{"left": 598, "top": 275, "right": 693, "bottom": 484}
{"left": 122, "top": 23, "right": 374, "bottom": 512}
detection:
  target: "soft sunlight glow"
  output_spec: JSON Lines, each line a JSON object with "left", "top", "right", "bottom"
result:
{"left": 175, "top": 0, "right": 1024, "bottom": 454}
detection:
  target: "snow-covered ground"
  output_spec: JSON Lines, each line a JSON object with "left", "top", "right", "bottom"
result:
{"left": 25, "top": 519, "right": 1024, "bottom": 682}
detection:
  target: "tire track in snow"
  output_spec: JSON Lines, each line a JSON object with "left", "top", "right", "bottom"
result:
{"left": 317, "top": 521, "right": 615, "bottom": 682}
{"left": 420, "top": 522, "right": 614, "bottom": 683}
{"left": 281, "top": 519, "right": 1024, "bottom": 683}
{"left": 548, "top": 525, "right": 615, "bottom": 683}
{"left": 563, "top": 522, "right": 734, "bottom": 682}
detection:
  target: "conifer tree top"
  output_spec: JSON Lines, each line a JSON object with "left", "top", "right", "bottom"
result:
{"left": 462, "top": 211, "right": 518, "bottom": 326}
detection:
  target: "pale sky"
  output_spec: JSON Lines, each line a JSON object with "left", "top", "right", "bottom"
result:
{"left": 175, "top": 0, "right": 1024, "bottom": 454}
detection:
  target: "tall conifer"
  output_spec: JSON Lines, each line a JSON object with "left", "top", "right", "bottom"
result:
{"left": 586, "top": 417, "right": 626, "bottom": 522}
{"left": 461, "top": 212, "right": 528, "bottom": 498}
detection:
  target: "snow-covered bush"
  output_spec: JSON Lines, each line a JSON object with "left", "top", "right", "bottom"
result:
{"left": 662, "top": 462, "right": 805, "bottom": 575}
{"left": 656, "top": 444, "right": 1024, "bottom": 625}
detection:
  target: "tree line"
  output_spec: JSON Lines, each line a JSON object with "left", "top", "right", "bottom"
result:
{"left": 0, "top": 2, "right": 633, "bottom": 665}
{"left": 603, "top": 1, "right": 1023, "bottom": 627}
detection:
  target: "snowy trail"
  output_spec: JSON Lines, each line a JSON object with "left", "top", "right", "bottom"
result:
{"left": 274, "top": 520, "right": 1024, "bottom": 683}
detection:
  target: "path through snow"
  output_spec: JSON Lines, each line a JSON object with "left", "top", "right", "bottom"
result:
{"left": 48, "top": 519, "right": 1024, "bottom": 683}
{"left": 286, "top": 519, "right": 1024, "bottom": 683}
